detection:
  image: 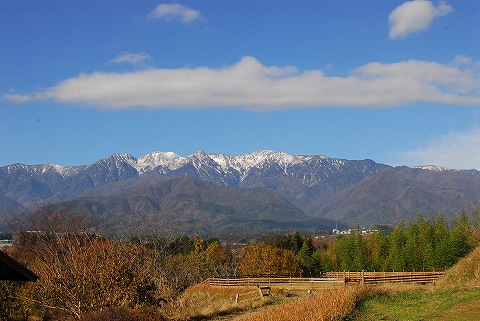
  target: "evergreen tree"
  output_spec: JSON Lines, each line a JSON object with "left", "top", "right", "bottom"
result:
{"left": 365, "top": 231, "right": 389, "bottom": 271}
{"left": 311, "top": 247, "right": 331, "bottom": 274}
{"left": 470, "top": 206, "right": 480, "bottom": 245}
{"left": 292, "top": 231, "right": 303, "bottom": 254}
{"left": 298, "top": 237, "right": 314, "bottom": 258}
{"left": 351, "top": 231, "right": 366, "bottom": 271}
{"left": 336, "top": 236, "right": 353, "bottom": 271}
{"left": 418, "top": 215, "right": 435, "bottom": 270}
{"left": 404, "top": 220, "right": 420, "bottom": 270}
{"left": 387, "top": 221, "right": 406, "bottom": 271}
{"left": 433, "top": 215, "right": 451, "bottom": 268}
{"left": 450, "top": 210, "right": 472, "bottom": 262}
{"left": 298, "top": 237, "right": 315, "bottom": 276}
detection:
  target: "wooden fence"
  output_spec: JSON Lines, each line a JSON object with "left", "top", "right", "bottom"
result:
{"left": 324, "top": 271, "right": 444, "bottom": 284}
{"left": 206, "top": 277, "right": 344, "bottom": 287}
{"left": 206, "top": 271, "right": 444, "bottom": 287}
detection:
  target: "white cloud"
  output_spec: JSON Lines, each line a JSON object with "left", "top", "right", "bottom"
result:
{"left": 148, "top": 4, "right": 202, "bottom": 23}
{"left": 4, "top": 55, "right": 480, "bottom": 110}
{"left": 397, "top": 127, "right": 480, "bottom": 170}
{"left": 389, "top": 0, "right": 453, "bottom": 39}
{"left": 110, "top": 52, "right": 152, "bottom": 65}
{"left": 2, "top": 93, "right": 32, "bottom": 103}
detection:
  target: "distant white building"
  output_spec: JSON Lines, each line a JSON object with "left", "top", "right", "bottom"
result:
{"left": 0, "top": 240, "right": 12, "bottom": 248}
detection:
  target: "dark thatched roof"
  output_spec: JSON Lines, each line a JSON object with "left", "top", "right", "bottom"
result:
{"left": 0, "top": 250, "right": 38, "bottom": 281}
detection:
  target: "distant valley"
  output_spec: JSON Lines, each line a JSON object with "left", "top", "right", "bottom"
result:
{"left": 2, "top": 150, "right": 480, "bottom": 235}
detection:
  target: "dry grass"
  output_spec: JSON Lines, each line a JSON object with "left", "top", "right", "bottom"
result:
{"left": 163, "top": 283, "right": 279, "bottom": 320}
{"left": 163, "top": 283, "right": 424, "bottom": 321}
{"left": 229, "top": 285, "right": 383, "bottom": 321}
{"left": 436, "top": 245, "right": 480, "bottom": 287}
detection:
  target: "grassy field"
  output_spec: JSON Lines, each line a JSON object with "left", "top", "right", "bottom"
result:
{"left": 160, "top": 282, "right": 480, "bottom": 321}
{"left": 348, "top": 286, "right": 480, "bottom": 321}
{"left": 348, "top": 244, "right": 480, "bottom": 321}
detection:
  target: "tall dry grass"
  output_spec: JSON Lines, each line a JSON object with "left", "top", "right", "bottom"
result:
{"left": 436, "top": 244, "right": 480, "bottom": 287}
{"left": 163, "top": 283, "right": 276, "bottom": 320}
{"left": 230, "top": 286, "right": 380, "bottom": 321}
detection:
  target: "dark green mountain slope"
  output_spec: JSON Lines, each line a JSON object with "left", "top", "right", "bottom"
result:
{"left": 42, "top": 176, "right": 340, "bottom": 235}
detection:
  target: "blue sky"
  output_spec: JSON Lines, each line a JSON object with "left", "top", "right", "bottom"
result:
{"left": 1, "top": 0, "right": 480, "bottom": 169}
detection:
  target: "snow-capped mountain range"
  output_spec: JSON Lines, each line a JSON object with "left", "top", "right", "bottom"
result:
{"left": 2, "top": 150, "right": 468, "bottom": 180}
{"left": 2, "top": 150, "right": 387, "bottom": 189}
{"left": 2, "top": 150, "right": 480, "bottom": 231}
{"left": 9, "top": 150, "right": 348, "bottom": 179}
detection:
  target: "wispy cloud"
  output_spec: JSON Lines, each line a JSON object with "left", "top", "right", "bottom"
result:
{"left": 110, "top": 52, "right": 152, "bottom": 65}
{"left": 148, "top": 4, "right": 202, "bottom": 23}
{"left": 389, "top": 0, "right": 453, "bottom": 39}
{"left": 3, "top": 93, "right": 32, "bottom": 103}
{"left": 397, "top": 127, "right": 480, "bottom": 170}
{"left": 4, "top": 55, "right": 480, "bottom": 110}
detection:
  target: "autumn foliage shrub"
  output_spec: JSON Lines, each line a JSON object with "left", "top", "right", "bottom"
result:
{"left": 239, "top": 244, "right": 302, "bottom": 276}
{"left": 5, "top": 209, "right": 244, "bottom": 320}
{"left": 0, "top": 280, "right": 28, "bottom": 321}
{"left": 6, "top": 210, "right": 173, "bottom": 320}
{"left": 15, "top": 234, "right": 167, "bottom": 320}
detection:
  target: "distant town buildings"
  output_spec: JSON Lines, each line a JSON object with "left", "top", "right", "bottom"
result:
{"left": 331, "top": 228, "right": 379, "bottom": 236}
{"left": 0, "top": 239, "right": 12, "bottom": 248}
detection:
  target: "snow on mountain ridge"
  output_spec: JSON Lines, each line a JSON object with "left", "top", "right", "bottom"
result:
{"left": 130, "top": 150, "right": 317, "bottom": 181}
{"left": 50, "top": 164, "right": 86, "bottom": 176}
{"left": 6, "top": 150, "right": 478, "bottom": 196}
{"left": 4, "top": 163, "right": 61, "bottom": 176}
{"left": 413, "top": 165, "right": 451, "bottom": 172}
{"left": 137, "top": 151, "right": 184, "bottom": 173}
{"left": 93, "top": 150, "right": 343, "bottom": 180}
{"left": 0, "top": 151, "right": 343, "bottom": 178}
{"left": 209, "top": 150, "right": 277, "bottom": 173}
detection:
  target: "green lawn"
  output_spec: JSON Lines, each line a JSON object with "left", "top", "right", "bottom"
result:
{"left": 349, "top": 286, "right": 480, "bottom": 321}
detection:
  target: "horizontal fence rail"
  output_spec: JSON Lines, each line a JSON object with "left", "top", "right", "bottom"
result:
{"left": 206, "top": 271, "right": 444, "bottom": 287}
{"left": 206, "top": 277, "right": 344, "bottom": 287}
{"left": 324, "top": 271, "right": 444, "bottom": 284}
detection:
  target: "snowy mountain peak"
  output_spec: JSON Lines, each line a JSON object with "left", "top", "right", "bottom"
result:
{"left": 208, "top": 150, "right": 276, "bottom": 174}
{"left": 50, "top": 164, "right": 69, "bottom": 176}
{"left": 50, "top": 164, "right": 86, "bottom": 176}
{"left": 193, "top": 150, "right": 208, "bottom": 157}
{"left": 413, "top": 165, "right": 450, "bottom": 172}
{"left": 135, "top": 150, "right": 330, "bottom": 178}
{"left": 102, "top": 153, "right": 137, "bottom": 164}
{"left": 137, "top": 151, "right": 183, "bottom": 171}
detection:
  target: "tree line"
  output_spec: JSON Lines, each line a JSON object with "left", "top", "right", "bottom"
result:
{"left": 258, "top": 211, "right": 477, "bottom": 276}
